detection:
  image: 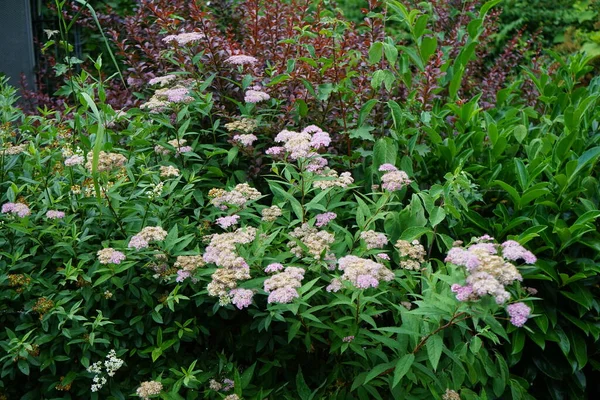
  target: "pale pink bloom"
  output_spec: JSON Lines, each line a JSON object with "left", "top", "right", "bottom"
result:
{"left": 507, "top": 302, "right": 531, "bottom": 327}
{"left": 163, "top": 87, "right": 193, "bottom": 103}
{"left": 162, "top": 32, "right": 204, "bottom": 45}
{"left": 176, "top": 146, "right": 193, "bottom": 155}
{"left": 381, "top": 170, "right": 411, "bottom": 191}
{"left": 128, "top": 234, "right": 149, "bottom": 250}
{"left": 501, "top": 240, "right": 537, "bottom": 264}
{"left": 265, "top": 146, "right": 284, "bottom": 156}
{"left": 309, "top": 131, "right": 331, "bottom": 149}
{"left": 265, "top": 263, "right": 284, "bottom": 273}
{"left": 46, "top": 210, "right": 65, "bottom": 219}
{"left": 315, "top": 212, "right": 336, "bottom": 228}
{"left": 233, "top": 134, "right": 258, "bottom": 147}
{"left": 229, "top": 288, "right": 254, "bottom": 309}
{"left": 244, "top": 90, "right": 270, "bottom": 103}
{"left": 376, "top": 253, "right": 390, "bottom": 261}
{"left": 342, "top": 336, "right": 355, "bottom": 343}
{"left": 225, "top": 55, "right": 258, "bottom": 65}
{"left": 267, "top": 286, "right": 299, "bottom": 304}
{"left": 326, "top": 278, "right": 343, "bottom": 293}
{"left": 378, "top": 163, "right": 398, "bottom": 172}
{"left": 176, "top": 270, "right": 192, "bottom": 282}
{"left": 148, "top": 75, "right": 177, "bottom": 86}
{"left": 1, "top": 202, "right": 31, "bottom": 218}
{"left": 64, "top": 155, "right": 84, "bottom": 166}
{"left": 216, "top": 215, "right": 240, "bottom": 229}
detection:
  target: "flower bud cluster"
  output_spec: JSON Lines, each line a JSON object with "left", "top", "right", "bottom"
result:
{"left": 209, "top": 183, "right": 261, "bottom": 210}
{"left": 360, "top": 230, "right": 388, "bottom": 250}
{"left": 395, "top": 239, "right": 426, "bottom": 270}
{"left": 128, "top": 226, "right": 168, "bottom": 250}
{"left": 261, "top": 205, "right": 282, "bottom": 221}
{"left": 313, "top": 168, "right": 354, "bottom": 190}
{"left": 225, "top": 118, "right": 258, "bottom": 133}
{"left": 204, "top": 227, "right": 257, "bottom": 302}
{"left": 378, "top": 164, "right": 412, "bottom": 192}
{"left": 85, "top": 151, "right": 127, "bottom": 173}
{"left": 136, "top": 380, "right": 163, "bottom": 399}
{"left": 288, "top": 223, "right": 335, "bottom": 260}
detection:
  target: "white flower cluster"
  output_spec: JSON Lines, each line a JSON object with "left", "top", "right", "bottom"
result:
{"left": 87, "top": 349, "right": 124, "bottom": 392}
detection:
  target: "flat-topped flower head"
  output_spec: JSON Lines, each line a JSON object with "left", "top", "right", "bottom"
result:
{"left": 46, "top": 210, "right": 65, "bottom": 219}
{"left": 337, "top": 255, "right": 394, "bottom": 289}
{"left": 2, "top": 202, "right": 31, "bottom": 218}
{"left": 244, "top": 89, "right": 270, "bottom": 103}
{"left": 229, "top": 288, "right": 254, "bottom": 309}
{"left": 162, "top": 32, "right": 204, "bottom": 45}
{"left": 148, "top": 75, "right": 177, "bottom": 87}
{"left": 97, "top": 248, "right": 126, "bottom": 265}
{"left": 381, "top": 169, "right": 411, "bottom": 191}
{"left": 226, "top": 55, "right": 258, "bottom": 65}
{"left": 233, "top": 134, "right": 258, "bottom": 147}
{"left": 215, "top": 215, "right": 240, "bottom": 229}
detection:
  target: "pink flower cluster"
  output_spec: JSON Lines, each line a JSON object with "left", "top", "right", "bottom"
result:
{"left": 268, "top": 126, "right": 331, "bottom": 160}
{"left": 46, "top": 210, "right": 65, "bottom": 219}
{"left": 128, "top": 227, "right": 168, "bottom": 250}
{"left": 215, "top": 215, "right": 240, "bottom": 229}
{"left": 97, "top": 248, "right": 126, "bottom": 265}
{"left": 64, "top": 154, "right": 84, "bottom": 166}
{"left": 337, "top": 256, "right": 394, "bottom": 289}
{"left": 1, "top": 202, "right": 31, "bottom": 218}
{"left": 506, "top": 302, "right": 531, "bottom": 327}
{"left": 446, "top": 236, "right": 535, "bottom": 305}
{"left": 263, "top": 266, "right": 305, "bottom": 304}
{"left": 233, "top": 134, "right": 257, "bottom": 147}
{"left": 378, "top": 164, "right": 412, "bottom": 192}
{"left": 265, "top": 263, "right": 284, "bottom": 273}
{"left": 315, "top": 212, "right": 336, "bottom": 227}
{"left": 229, "top": 288, "right": 254, "bottom": 309}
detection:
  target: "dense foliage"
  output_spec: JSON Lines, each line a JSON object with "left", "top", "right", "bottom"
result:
{"left": 2, "top": 1, "right": 600, "bottom": 399}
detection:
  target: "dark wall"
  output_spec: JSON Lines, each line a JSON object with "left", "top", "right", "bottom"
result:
{"left": 0, "top": 0, "right": 36, "bottom": 90}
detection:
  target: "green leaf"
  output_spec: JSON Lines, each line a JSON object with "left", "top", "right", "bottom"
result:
{"left": 429, "top": 207, "right": 446, "bottom": 227}
{"left": 369, "top": 42, "right": 384, "bottom": 64}
{"left": 358, "top": 99, "right": 379, "bottom": 127}
{"left": 426, "top": 335, "right": 443, "bottom": 371}
{"left": 513, "top": 125, "right": 527, "bottom": 143}
{"left": 373, "top": 138, "right": 398, "bottom": 167}
{"left": 383, "top": 42, "right": 399, "bottom": 64}
{"left": 420, "top": 36, "right": 437, "bottom": 63}
{"left": 296, "top": 367, "right": 312, "bottom": 400}
{"left": 392, "top": 353, "right": 414, "bottom": 387}
{"left": 364, "top": 361, "right": 395, "bottom": 385}
{"left": 349, "top": 126, "right": 376, "bottom": 142}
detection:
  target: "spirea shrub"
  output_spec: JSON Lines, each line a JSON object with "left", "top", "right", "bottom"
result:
{"left": 2, "top": 1, "right": 600, "bottom": 399}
